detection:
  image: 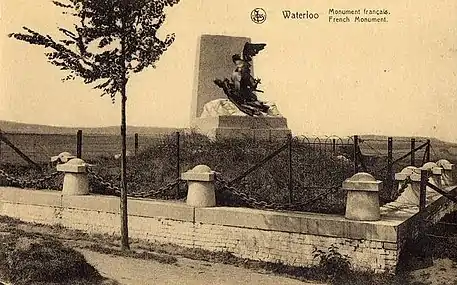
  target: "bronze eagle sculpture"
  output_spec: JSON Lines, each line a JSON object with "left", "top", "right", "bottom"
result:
{"left": 214, "top": 42, "right": 270, "bottom": 116}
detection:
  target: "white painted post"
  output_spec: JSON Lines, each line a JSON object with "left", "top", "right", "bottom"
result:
{"left": 57, "top": 158, "right": 89, "bottom": 196}
{"left": 343, "top": 172, "right": 382, "bottom": 221}
{"left": 181, "top": 165, "right": 216, "bottom": 207}
{"left": 421, "top": 162, "right": 443, "bottom": 189}
{"left": 394, "top": 166, "right": 421, "bottom": 205}
{"left": 436, "top": 159, "right": 456, "bottom": 188}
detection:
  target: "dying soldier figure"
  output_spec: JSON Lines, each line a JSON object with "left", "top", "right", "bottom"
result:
{"left": 214, "top": 42, "right": 270, "bottom": 116}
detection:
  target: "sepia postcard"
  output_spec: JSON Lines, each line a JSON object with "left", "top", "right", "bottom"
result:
{"left": 0, "top": 1, "right": 456, "bottom": 284}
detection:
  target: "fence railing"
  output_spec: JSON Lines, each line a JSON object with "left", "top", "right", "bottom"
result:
{"left": 2, "top": 129, "right": 453, "bottom": 217}
{"left": 0, "top": 131, "right": 167, "bottom": 165}
{"left": 0, "top": 129, "right": 438, "bottom": 205}
{"left": 418, "top": 169, "right": 457, "bottom": 211}
{"left": 0, "top": 129, "right": 41, "bottom": 170}
{"left": 357, "top": 137, "right": 431, "bottom": 197}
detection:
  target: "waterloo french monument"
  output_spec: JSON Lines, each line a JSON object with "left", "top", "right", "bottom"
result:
{"left": 190, "top": 34, "right": 291, "bottom": 141}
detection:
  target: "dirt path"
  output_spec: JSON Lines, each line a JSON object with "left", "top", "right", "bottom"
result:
{"left": 79, "top": 249, "right": 324, "bottom": 285}
{"left": 408, "top": 258, "right": 457, "bottom": 285}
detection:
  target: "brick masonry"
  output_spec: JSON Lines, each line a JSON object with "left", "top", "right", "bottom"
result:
{"left": 0, "top": 186, "right": 455, "bottom": 274}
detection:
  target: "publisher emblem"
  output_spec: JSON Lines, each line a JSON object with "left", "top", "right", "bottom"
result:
{"left": 251, "top": 8, "right": 267, "bottom": 24}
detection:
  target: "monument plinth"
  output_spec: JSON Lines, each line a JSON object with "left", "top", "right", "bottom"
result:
{"left": 191, "top": 116, "right": 290, "bottom": 141}
{"left": 191, "top": 34, "right": 291, "bottom": 141}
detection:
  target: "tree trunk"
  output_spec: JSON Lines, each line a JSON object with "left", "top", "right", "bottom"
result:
{"left": 120, "top": 80, "right": 129, "bottom": 251}
{"left": 120, "top": 3, "right": 130, "bottom": 251}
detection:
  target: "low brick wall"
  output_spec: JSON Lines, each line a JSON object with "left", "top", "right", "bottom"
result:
{"left": 0, "top": 186, "right": 455, "bottom": 274}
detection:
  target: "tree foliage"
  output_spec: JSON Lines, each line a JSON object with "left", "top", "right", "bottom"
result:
{"left": 8, "top": 0, "right": 179, "bottom": 102}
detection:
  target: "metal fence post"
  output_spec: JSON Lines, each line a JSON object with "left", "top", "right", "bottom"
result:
{"left": 353, "top": 135, "right": 359, "bottom": 174}
{"left": 420, "top": 169, "right": 427, "bottom": 211}
{"left": 176, "top": 131, "right": 181, "bottom": 197}
{"left": 410, "top": 138, "right": 415, "bottom": 166}
{"left": 426, "top": 139, "right": 431, "bottom": 162}
{"left": 387, "top": 137, "right": 393, "bottom": 192}
{"left": 134, "top": 133, "right": 139, "bottom": 157}
{"left": 76, "top": 130, "right": 83, "bottom": 159}
{"left": 288, "top": 133, "right": 293, "bottom": 204}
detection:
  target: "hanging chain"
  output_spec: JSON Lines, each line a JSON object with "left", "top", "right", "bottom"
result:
{"left": 215, "top": 176, "right": 341, "bottom": 211}
{"left": 0, "top": 169, "right": 62, "bottom": 189}
{"left": 87, "top": 168, "right": 184, "bottom": 198}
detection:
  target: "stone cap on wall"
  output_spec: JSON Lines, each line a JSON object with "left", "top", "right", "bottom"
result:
{"left": 436, "top": 159, "right": 455, "bottom": 171}
{"left": 421, "top": 162, "right": 443, "bottom": 175}
{"left": 56, "top": 158, "right": 88, "bottom": 173}
{"left": 395, "top": 166, "right": 421, "bottom": 182}
{"left": 181, "top": 165, "right": 215, "bottom": 182}
{"left": 342, "top": 172, "right": 382, "bottom": 192}
{"left": 1, "top": 186, "right": 456, "bottom": 244}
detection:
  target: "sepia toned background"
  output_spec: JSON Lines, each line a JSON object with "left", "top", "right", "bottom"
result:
{"left": 0, "top": 0, "right": 456, "bottom": 141}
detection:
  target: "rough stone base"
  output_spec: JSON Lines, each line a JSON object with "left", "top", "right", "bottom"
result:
{"left": 191, "top": 116, "right": 291, "bottom": 141}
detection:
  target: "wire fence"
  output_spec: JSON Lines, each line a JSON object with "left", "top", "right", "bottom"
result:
{"left": 0, "top": 132, "right": 166, "bottom": 165}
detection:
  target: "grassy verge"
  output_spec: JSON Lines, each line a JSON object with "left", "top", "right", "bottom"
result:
{"left": 0, "top": 222, "right": 114, "bottom": 284}
{"left": 135, "top": 242, "right": 413, "bottom": 285}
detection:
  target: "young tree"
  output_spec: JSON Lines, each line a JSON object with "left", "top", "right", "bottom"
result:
{"left": 9, "top": 0, "right": 180, "bottom": 250}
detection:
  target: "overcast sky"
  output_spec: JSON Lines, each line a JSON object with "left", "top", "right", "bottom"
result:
{"left": 1, "top": 0, "right": 456, "bottom": 142}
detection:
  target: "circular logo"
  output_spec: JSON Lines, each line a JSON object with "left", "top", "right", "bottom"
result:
{"left": 251, "top": 8, "right": 267, "bottom": 24}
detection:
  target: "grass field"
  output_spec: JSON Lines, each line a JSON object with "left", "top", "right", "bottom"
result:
{"left": 0, "top": 133, "right": 164, "bottom": 165}
{"left": 1, "top": 119, "right": 456, "bottom": 166}
{"left": 0, "top": 120, "right": 179, "bottom": 165}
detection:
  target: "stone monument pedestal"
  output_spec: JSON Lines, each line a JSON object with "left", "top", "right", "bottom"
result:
{"left": 190, "top": 35, "right": 292, "bottom": 142}
{"left": 191, "top": 116, "right": 291, "bottom": 141}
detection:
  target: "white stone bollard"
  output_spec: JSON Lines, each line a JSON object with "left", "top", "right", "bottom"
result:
{"left": 181, "top": 165, "right": 216, "bottom": 207}
{"left": 57, "top": 158, "right": 90, "bottom": 196}
{"left": 343, "top": 172, "right": 382, "bottom": 221}
{"left": 394, "top": 166, "right": 421, "bottom": 205}
{"left": 421, "top": 162, "right": 443, "bottom": 189}
{"left": 436, "top": 159, "right": 456, "bottom": 188}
